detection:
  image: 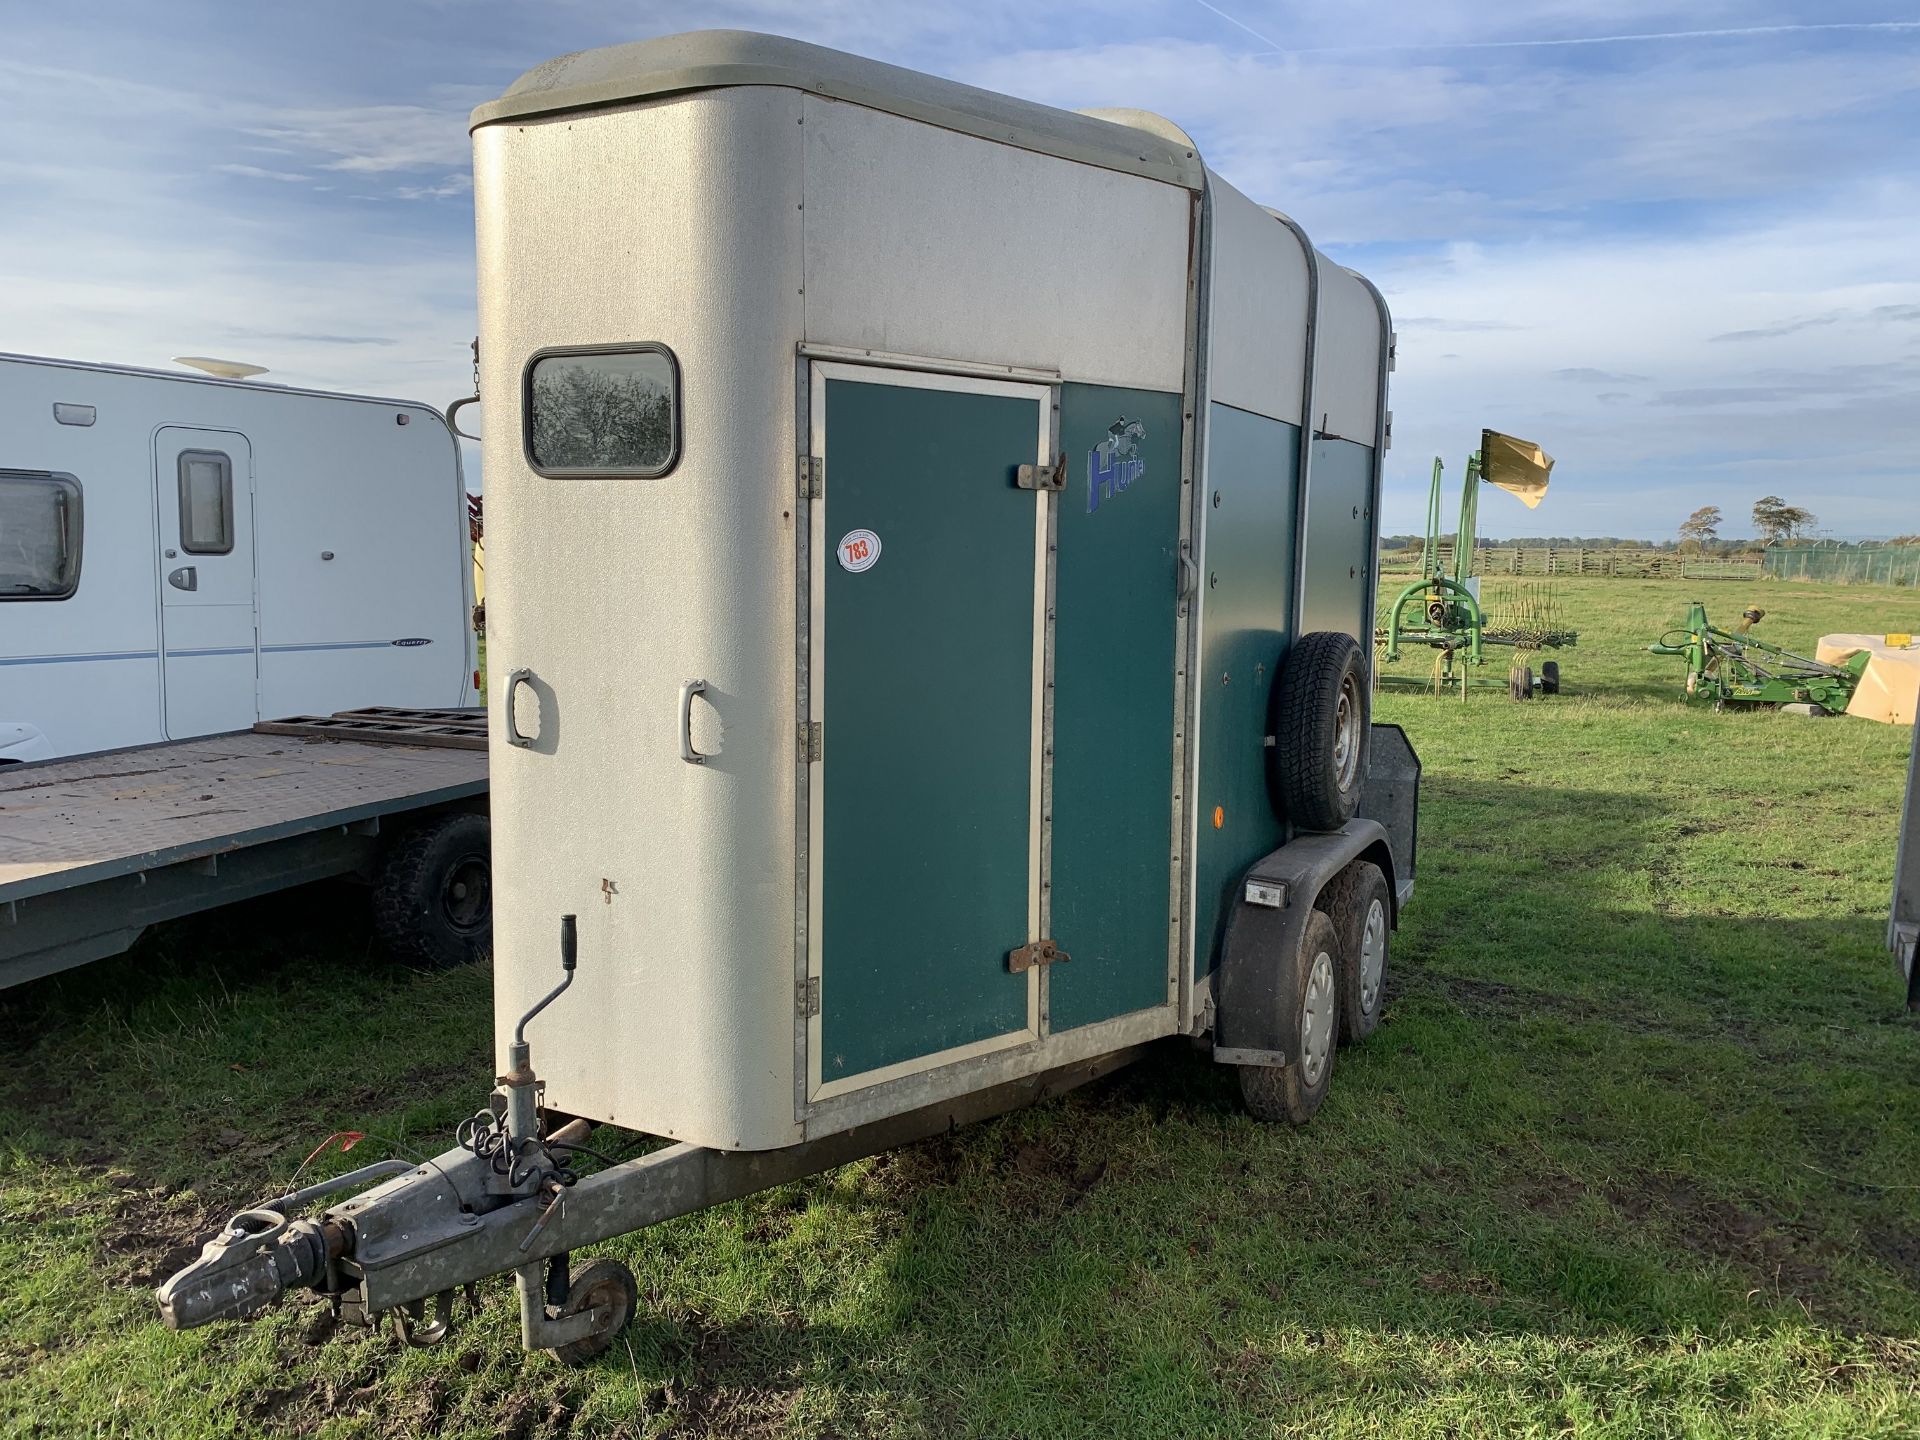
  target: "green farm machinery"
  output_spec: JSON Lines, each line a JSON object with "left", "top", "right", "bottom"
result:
{"left": 1648, "top": 601, "right": 1869, "bottom": 713}
{"left": 1377, "top": 429, "right": 1578, "bottom": 700}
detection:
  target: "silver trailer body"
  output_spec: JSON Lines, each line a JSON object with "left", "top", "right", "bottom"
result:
{"left": 1894, "top": 711, "right": 1920, "bottom": 1007}
{"left": 473, "top": 32, "right": 1395, "bottom": 1151}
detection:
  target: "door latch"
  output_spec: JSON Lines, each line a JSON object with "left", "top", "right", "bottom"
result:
{"left": 1008, "top": 939, "right": 1069, "bottom": 973}
{"left": 1015, "top": 454, "right": 1067, "bottom": 492}
{"left": 167, "top": 566, "right": 198, "bottom": 592}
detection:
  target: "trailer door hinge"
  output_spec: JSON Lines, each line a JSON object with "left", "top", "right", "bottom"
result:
{"left": 1008, "top": 939, "right": 1069, "bottom": 973}
{"left": 800, "top": 720, "right": 822, "bottom": 763}
{"left": 1015, "top": 454, "right": 1067, "bottom": 492}
{"left": 799, "top": 975, "right": 820, "bottom": 1017}
{"left": 800, "top": 456, "right": 823, "bottom": 500}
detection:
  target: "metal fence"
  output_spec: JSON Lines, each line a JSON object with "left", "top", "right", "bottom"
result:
{"left": 1380, "top": 546, "right": 1763, "bottom": 581}
{"left": 1763, "top": 544, "right": 1920, "bottom": 587}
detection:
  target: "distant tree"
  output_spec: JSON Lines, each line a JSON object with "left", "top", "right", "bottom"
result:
{"left": 1752, "top": 495, "right": 1816, "bottom": 544}
{"left": 1677, "top": 505, "right": 1722, "bottom": 554}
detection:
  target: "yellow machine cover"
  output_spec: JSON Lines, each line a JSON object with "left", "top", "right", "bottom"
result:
{"left": 1482, "top": 429, "right": 1553, "bottom": 509}
{"left": 1816, "top": 633, "right": 1920, "bottom": 726}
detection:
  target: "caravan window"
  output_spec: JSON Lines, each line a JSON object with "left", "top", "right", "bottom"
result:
{"left": 0, "top": 471, "right": 82, "bottom": 600}
{"left": 525, "top": 345, "right": 680, "bottom": 477}
{"left": 177, "top": 450, "right": 235, "bottom": 554}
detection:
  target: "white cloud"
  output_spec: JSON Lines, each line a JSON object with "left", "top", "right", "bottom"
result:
{"left": 215, "top": 163, "right": 310, "bottom": 183}
{"left": 243, "top": 101, "right": 477, "bottom": 175}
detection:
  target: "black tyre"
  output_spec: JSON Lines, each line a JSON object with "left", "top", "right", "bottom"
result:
{"left": 1539, "top": 659, "right": 1560, "bottom": 695}
{"left": 1269, "top": 632, "right": 1368, "bottom": 833}
{"left": 1508, "top": 663, "right": 1534, "bottom": 701}
{"left": 372, "top": 811, "right": 492, "bottom": 968}
{"left": 551, "top": 1258, "right": 638, "bottom": 1367}
{"left": 1315, "top": 860, "right": 1391, "bottom": 1045}
{"left": 1236, "top": 908, "right": 1340, "bottom": 1126}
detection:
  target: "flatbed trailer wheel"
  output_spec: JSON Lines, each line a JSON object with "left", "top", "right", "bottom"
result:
{"left": 1316, "top": 861, "right": 1390, "bottom": 1044}
{"left": 1237, "top": 908, "right": 1340, "bottom": 1125}
{"left": 550, "top": 1258, "right": 638, "bottom": 1367}
{"left": 1270, "top": 632, "right": 1369, "bottom": 833}
{"left": 1539, "top": 659, "right": 1560, "bottom": 695}
{"left": 373, "top": 810, "right": 492, "bottom": 967}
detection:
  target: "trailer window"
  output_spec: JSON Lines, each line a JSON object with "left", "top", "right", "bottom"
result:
{"left": 177, "top": 450, "right": 234, "bottom": 554}
{"left": 525, "top": 346, "right": 680, "bottom": 477}
{"left": 0, "top": 471, "right": 82, "bottom": 600}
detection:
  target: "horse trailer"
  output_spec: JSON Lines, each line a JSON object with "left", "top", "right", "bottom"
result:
{"left": 0, "top": 353, "right": 476, "bottom": 761}
{"left": 158, "top": 31, "right": 1420, "bottom": 1362}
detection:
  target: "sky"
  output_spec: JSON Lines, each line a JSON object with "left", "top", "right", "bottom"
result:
{"left": 2, "top": 1, "right": 1916, "bottom": 541}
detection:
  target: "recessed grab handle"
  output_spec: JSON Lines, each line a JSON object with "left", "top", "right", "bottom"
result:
{"left": 679, "top": 678, "right": 710, "bottom": 765}
{"left": 504, "top": 668, "right": 536, "bottom": 748}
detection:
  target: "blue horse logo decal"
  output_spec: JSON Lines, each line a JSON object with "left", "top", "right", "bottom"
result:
{"left": 1087, "top": 416, "right": 1146, "bottom": 514}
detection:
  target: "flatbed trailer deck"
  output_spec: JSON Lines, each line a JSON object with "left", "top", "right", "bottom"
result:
{"left": 0, "top": 724, "right": 489, "bottom": 989}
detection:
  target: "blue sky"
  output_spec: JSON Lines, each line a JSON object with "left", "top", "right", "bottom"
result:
{"left": 3, "top": 2, "right": 1916, "bottom": 539}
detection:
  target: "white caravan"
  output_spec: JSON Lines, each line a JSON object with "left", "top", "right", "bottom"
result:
{"left": 0, "top": 354, "right": 476, "bottom": 761}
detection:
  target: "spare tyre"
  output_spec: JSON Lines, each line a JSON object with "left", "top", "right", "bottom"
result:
{"left": 1267, "top": 631, "right": 1368, "bottom": 833}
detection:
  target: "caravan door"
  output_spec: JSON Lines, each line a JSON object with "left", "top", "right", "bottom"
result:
{"left": 154, "top": 427, "right": 257, "bottom": 738}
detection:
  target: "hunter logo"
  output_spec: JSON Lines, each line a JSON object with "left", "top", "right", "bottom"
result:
{"left": 1087, "top": 416, "right": 1146, "bottom": 514}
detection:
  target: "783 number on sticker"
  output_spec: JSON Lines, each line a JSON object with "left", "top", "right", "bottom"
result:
{"left": 836, "top": 528, "right": 882, "bottom": 574}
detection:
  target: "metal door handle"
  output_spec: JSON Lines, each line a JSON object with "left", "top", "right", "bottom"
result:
{"left": 167, "top": 566, "right": 197, "bottom": 592}
{"left": 679, "top": 678, "right": 710, "bottom": 765}
{"left": 1177, "top": 543, "right": 1198, "bottom": 615}
{"left": 504, "top": 668, "right": 536, "bottom": 748}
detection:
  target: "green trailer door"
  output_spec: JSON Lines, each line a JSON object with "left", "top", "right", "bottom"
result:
{"left": 810, "top": 366, "right": 1047, "bottom": 1093}
{"left": 1047, "top": 383, "right": 1185, "bottom": 1031}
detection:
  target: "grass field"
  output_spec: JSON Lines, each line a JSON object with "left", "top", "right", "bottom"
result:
{"left": 3, "top": 578, "right": 1917, "bottom": 1438}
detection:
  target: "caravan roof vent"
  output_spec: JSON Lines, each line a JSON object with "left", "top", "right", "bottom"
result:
{"left": 172, "top": 356, "right": 268, "bottom": 380}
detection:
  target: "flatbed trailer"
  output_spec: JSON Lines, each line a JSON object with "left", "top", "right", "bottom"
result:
{"left": 0, "top": 715, "right": 490, "bottom": 990}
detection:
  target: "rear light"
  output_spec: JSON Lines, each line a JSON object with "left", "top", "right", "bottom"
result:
{"left": 474, "top": 669, "right": 482, "bottom": 691}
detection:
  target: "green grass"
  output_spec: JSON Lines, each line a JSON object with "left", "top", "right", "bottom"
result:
{"left": 4, "top": 577, "right": 1918, "bottom": 1438}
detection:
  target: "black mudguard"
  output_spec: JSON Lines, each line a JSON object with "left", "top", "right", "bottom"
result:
{"left": 1212, "top": 724, "right": 1419, "bottom": 1066}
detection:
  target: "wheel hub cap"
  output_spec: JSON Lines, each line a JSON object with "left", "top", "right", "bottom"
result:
{"left": 1360, "top": 898, "right": 1387, "bottom": 1013}
{"left": 1331, "top": 677, "right": 1361, "bottom": 791}
{"left": 1302, "top": 950, "right": 1335, "bottom": 1084}
{"left": 440, "top": 853, "right": 491, "bottom": 934}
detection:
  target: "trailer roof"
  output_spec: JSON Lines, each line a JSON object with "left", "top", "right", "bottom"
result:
{"left": 471, "top": 30, "right": 1206, "bottom": 191}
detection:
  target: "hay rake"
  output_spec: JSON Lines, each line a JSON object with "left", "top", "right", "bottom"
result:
{"left": 1377, "top": 432, "right": 1578, "bottom": 700}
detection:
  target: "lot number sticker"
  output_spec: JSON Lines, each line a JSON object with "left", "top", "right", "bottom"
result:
{"left": 837, "top": 529, "right": 882, "bottom": 573}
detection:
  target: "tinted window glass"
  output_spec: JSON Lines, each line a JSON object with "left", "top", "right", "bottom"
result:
{"left": 0, "top": 471, "right": 82, "bottom": 600}
{"left": 527, "top": 348, "right": 678, "bottom": 475}
{"left": 178, "top": 450, "right": 234, "bottom": 554}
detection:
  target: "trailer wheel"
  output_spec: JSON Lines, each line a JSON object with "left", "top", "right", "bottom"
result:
{"left": 1269, "top": 632, "right": 1368, "bottom": 833}
{"left": 1508, "top": 663, "right": 1534, "bottom": 701}
{"left": 1236, "top": 908, "right": 1340, "bottom": 1125}
{"left": 1539, "top": 660, "right": 1560, "bottom": 696}
{"left": 551, "top": 1258, "right": 638, "bottom": 1367}
{"left": 373, "top": 811, "right": 492, "bottom": 968}
{"left": 1316, "top": 861, "right": 1390, "bottom": 1044}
